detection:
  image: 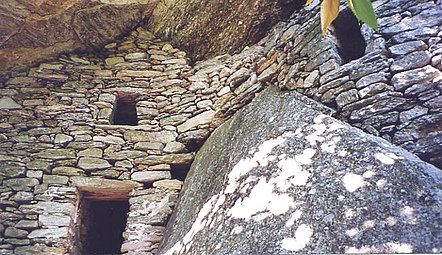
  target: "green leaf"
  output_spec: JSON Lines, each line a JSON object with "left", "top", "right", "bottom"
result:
{"left": 349, "top": 0, "right": 378, "bottom": 30}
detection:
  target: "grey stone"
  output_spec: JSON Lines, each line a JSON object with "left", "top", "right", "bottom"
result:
{"left": 38, "top": 215, "right": 70, "bottom": 227}
{"left": 124, "top": 130, "right": 177, "bottom": 143}
{"left": 42, "top": 175, "right": 69, "bottom": 185}
{"left": 10, "top": 191, "right": 34, "bottom": 202}
{"left": 177, "top": 111, "right": 215, "bottom": 133}
{"left": 0, "top": 96, "right": 22, "bottom": 109}
{"left": 163, "top": 141, "right": 186, "bottom": 154}
{"left": 131, "top": 171, "right": 171, "bottom": 183}
{"left": 160, "top": 88, "right": 442, "bottom": 254}
{"left": 400, "top": 106, "right": 429, "bottom": 123}
{"left": 3, "top": 178, "right": 39, "bottom": 191}
{"left": 391, "top": 65, "right": 441, "bottom": 91}
{"left": 15, "top": 220, "right": 38, "bottom": 230}
{"left": 134, "top": 154, "right": 194, "bottom": 166}
{"left": 104, "top": 150, "right": 147, "bottom": 160}
{"left": 77, "top": 148, "right": 103, "bottom": 158}
{"left": 19, "top": 202, "right": 74, "bottom": 214}
{"left": 52, "top": 166, "right": 84, "bottom": 176}
{"left": 28, "top": 227, "right": 68, "bottom": 239}
{"left": 335, "top": 89, "right": 359, "bottom": 109}
{"left": 388, "top": 40, "right": 428, "bottom": 56}
{"left": 4, "top": 227, "right": 27, "bottom": 238}
{"left": 78, "top": 157, "right": 111, "bottom": 170}
{"left": 54, "top": 134, "right": 73, "bottom": 144}
{"left": 355, "top": 72, "right": 389, "bottom": 89}
{"left": 93, "top": 135, "right": 125, "bottom": 145}
{"left": 0, "top": 162, "right": 26, "bottom": 178}
{"left": 153, "top": 179, "right": 183, "bottom": 190}
{"left": 391, "top": 51, "right": 431, "bottom": 72}
{"left": 33, "top": 149, "right": 76, "bottom": 160}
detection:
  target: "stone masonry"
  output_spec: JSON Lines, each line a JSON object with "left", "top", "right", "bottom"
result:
{"left": 0, "top": 0, "right": 441, "bottom": 253}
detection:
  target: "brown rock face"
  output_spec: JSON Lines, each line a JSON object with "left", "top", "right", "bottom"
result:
{"left": 147, "top": 0, "right": 300, "bottom": 62}
{"left": 0, "top": 0, "right": 158, "bottom": 71}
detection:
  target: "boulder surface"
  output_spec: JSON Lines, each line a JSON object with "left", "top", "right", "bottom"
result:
{"left": 160, "top": 87, "right": 442, "bottom": 254}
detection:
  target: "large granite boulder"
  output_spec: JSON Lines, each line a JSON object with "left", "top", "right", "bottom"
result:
{"left": 0, "top": 0, "right": 158, "bottom": 71}
{"left": 160, "top": 87, "right": 442, "bottom": 254}
{"left": 147, "top": 0, "right": 301, "bottom": 61}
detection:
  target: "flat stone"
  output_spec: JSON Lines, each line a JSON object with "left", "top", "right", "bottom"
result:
{"left": 153, "top": 179, "right": 183, "bottom": 190}
{"left": 104, "top": 150, "right": 147, "bottom": 160}
{"left": 15, "top": 220, "right": 38, "bottom": 229}
{"left": 19, "top": 202, "right": 74, "bottom": 214}
{"left": 33, "top": 149, "right": 76, "bottom": 160}
{"left": 257, "top": 63, "right": 278, "bottom": 82}
{"left": 388, "top": 40, "right": 428, "bottom": 56}
{"left": 93, "top": 135, "right": 125, "bottom": 145}
{"left": 135, "top": 153, "right": 194, "bottom": 166}
{"left": 28, "top": 227, "right": 68, "bottom": 239}
{"left": 177, "top": 110, "right": 215, "bottom": 133}
{"left": 391, "top": 65, "right": 441, "bottom": 91}
{"left": 10, "top": 191, "right": 34, "bottom": 202}
{"left": 39, "top": 215, "right": 70, "bottom": 227}
{"left": 105, "top": 57, "right": 125, "bottom": 65}
{"left": 116, "top": 70, "right": 163, "bottom": 78}
{"left": 124, "top": 130, "right": 177, "bottom": 143}
{"left": 78, "top": 157, "right": 111, "bottom": 170}
{"left": 0, "top": 161, "right": 26, "bottom": 178}
{"left": 3, "top": 178, "right": 39, "bottom": 191}
{"left": 355, "top": 72, "right": 389, "bottom": 89}
{"left": 0, "top": 96, "right": 22, "bottom": 109}
{"left": 125, "top": 52, "right": 147, "bottom": 60}
{"left": 163, "top": 141, "right": 186, "bottom": 154}
{"left": 303, "top": 70, "right": 319, "bottom": 88}
{"left": 159, "top": 115, "right": 189, "bottom": 126}
{"left": 391, "top": 51, "right": 431, "bottom": 73}
{"left": 54, "top": 134, "right": 73, "bottom": 144}
{"left": 336, "top": 89, "right": 359, "bottom": 109}
{"left": 42, "top": 175, "right": 69, "bottom": 185}
{"left": 77, "top": 148, "right": 103, "bottom": 158}
{"left": 4, "top": 227, "right": 28, "bottom": 238}
{"left": 134, "top": 142, "right": 164, "bottom": 152}
{"left": 52, "top": 166, "right": 84, "bottom": 176}
{"left": 400, "top": 106, "right": 429, "bottom": 123}
{"left": 131, "top": 171, "right": 171, "bottom": 183}
{"left": 71, "top": 177, "right": 139, "bottom": 200}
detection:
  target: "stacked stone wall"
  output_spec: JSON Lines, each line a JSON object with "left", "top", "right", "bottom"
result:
{"left": 0, "top": 0, "right": 441, "bottom": 253}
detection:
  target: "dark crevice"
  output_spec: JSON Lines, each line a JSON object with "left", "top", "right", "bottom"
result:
{"left": 112, "top": 95, "right": 138, "bottom": 126}
{"left": 331, "top": 8, "right": 367, "bottom": 64}
{"left": 78, "top": 199, "right": 130, "bottom": 255}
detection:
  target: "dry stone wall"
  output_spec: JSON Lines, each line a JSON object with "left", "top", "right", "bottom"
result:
{"left": 0, "top": 0, "right": 441, "bottom": 253}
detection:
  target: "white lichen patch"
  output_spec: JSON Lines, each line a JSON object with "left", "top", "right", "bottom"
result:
{"left": 400, "top": 206, "right": 417, "bottom": 225}
{"left": 286, "top": 210, "right": 303, "bottom": 227}
{"left": 345, "top": 227, "right": 360, "bottom": 237}
{"left": 342, "top": 173, "right": 365, "bottom": 192}
{"left": 281, "top": 224, "right": 313, "bottom": 252}
{"left": 294, "top": 148, "right": 316, "bottom": 165}
{"left": 345, "top": 242, "right": 413, "bottom": 253}
{"left": 225, "top": 136, "right": 285, "bottom": 194}
{"left": 228, "top": 178, "right": 294, "bottom": 220}
{"left": 374, "top": 152, "right": 402, "bottom": 165}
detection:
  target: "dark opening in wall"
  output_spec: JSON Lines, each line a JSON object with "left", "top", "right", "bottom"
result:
{"left": 331, "top": 8, "right": 367, "bottom": 64}
{"left": 78, "top": 199, "right": 129, "bottom": 255}
{"left": 113, "top": 96, "right": 138, "bottom": 125}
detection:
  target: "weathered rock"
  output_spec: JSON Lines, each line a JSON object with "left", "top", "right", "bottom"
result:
{"left": 0, "top": 0, "right": 158, "bottom": 71}
{"left": 160, "top": 88, "right": 442, "bottom": 254}
{"left": 131, "top": 171, "right": 171, "bottom": 183}
{"left": 177, "top": 111, "right": 215, "bottom": 133}
{"left": 147, "top": 0, "right": 300, "bottom": 61}
{"left": 0, "top": 96, "right": 22, "bottom": 109}
{"left": 78, "top": 157, "right": 111, "bottom": 170}
{"left": 391, "top": 65, "right": 441, "bottom": 91}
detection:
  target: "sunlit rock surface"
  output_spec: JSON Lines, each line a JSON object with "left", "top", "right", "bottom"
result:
{"left": 160, "top": 87, "right": 442, "bottom": 254}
